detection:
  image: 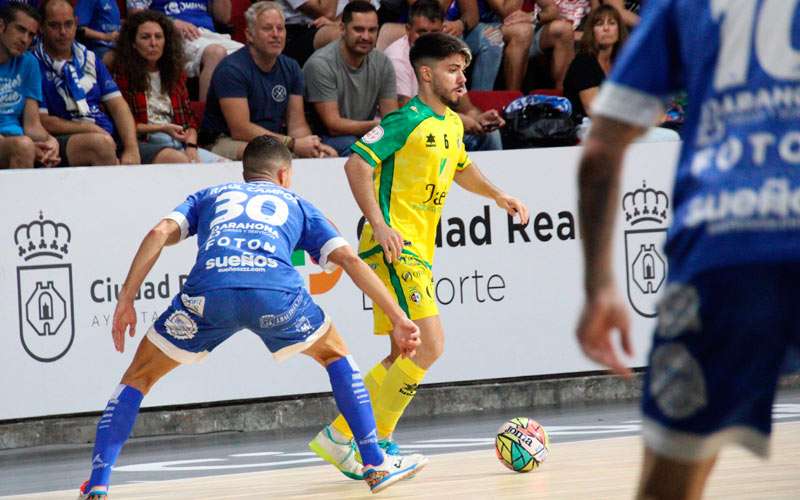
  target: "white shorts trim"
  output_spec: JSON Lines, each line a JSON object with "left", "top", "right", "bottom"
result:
{"left": 146, "top": 326, "right": 209, "bottom": 365}
{"left": 272, "top": 314, "right": 331, "bottom": 363}
{"left": 318, "top": 237, "right": 349, "bottom": 272}
{"left": 183, "top": 28, "right": 243, "bottom": 77}
{"left": 593, "top": 82, "right": 665, "bottom": 129}
{"left": 642, "top": 416, "right": 771, "bottom": 462}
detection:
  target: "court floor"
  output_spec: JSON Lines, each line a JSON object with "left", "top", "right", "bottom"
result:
{"left": 2, "top": 390, "right": 799, "bottom": 499}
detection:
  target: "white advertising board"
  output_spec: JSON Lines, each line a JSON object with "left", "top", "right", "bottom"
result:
{"left": 0, "top": 142, "right": 679, "bottom": 420}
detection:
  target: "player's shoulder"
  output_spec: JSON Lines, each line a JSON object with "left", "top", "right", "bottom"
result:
{"left": 381, "top": 98, "right": 441, "bottom": 134}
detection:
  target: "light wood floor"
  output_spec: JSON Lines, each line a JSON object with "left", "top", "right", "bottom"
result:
{"left": 9, "top": 422, "right": 800, "bottom": 499}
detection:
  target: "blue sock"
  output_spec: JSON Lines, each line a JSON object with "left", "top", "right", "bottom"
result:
{"left": 326, "top": 356, "right": 384, "bottom": 467}
{"left": 87, "top": 384, "right": 144, "bottom": 490}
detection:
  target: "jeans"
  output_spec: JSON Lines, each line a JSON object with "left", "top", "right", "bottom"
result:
{"left": 464, "top": 130, "right": 503, "bottom": 151}
{"left": 148, "top": 131, "right": 225, "bottom": 163}
{"left": 322, "top": 134, "right": 359, "bottom": 157}
{"left": 463, "top": 23, "right": 504, "bottom": 91}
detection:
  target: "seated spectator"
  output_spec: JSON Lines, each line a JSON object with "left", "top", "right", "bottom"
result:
{"left": 75, "top": 0, "right": 120, "bottom": 66}
{"left": 507, "top": 0, "right": 573, "bottom": 90}
{"left": 201, "top": 1, "right": 336, "bottom": 160}
{"left": 303, "top": 0, "right": 396, "bottom": 156}
{"left": 591, "top": 0, "right": 638, "bottom": 28}
{"left": 0, "top": 2, "right": 59, "bottom": 168}
{"left": 563, "top": 3, "right": 626, "bottom": 122}
{"left": 35, "top": 0, "right": 185, "bottom": 165}
{"left": 386, "top": 0, "right": 502, "bottom": 150}
{"left": 128, "top": 0, "right": 243, "bottom": 101}
{"left": 444, "top": 0, "right": 504, "bottom": 91}
{"left": 278, "top": 0, "right": 340, "bottom": 67}
{"left": 113, "top": 10, "right": 221, "bottom": 163}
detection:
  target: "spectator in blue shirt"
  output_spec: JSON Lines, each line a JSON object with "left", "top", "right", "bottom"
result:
{"left": 75, "top": 0, "right": 121, "bottom": 66}
{"left": 0, "top": 1, "right": 59, "bottom": 167}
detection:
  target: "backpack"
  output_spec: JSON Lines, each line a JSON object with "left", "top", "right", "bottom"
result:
{"left": 501, "top": 95, "right": 579, "bottom": 148}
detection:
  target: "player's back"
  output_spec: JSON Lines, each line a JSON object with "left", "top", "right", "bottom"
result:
{"left": 596, "top": 0, "right": 800, "bottom": 280}
{"left": 167, "top": 181, "right": 343, "bottom": 295}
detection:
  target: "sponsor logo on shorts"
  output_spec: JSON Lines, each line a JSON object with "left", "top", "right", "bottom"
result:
{"left": 623, "top": 182, "right": 669, "bottom": 318}
{"left": 164, "top": 311, "right": 198, "bottom": 340}
{"left": 294, "top": 315, "right": 313, "bottom": 334}
{"left": 649, "top": 343, "right": 707, "bottom": 420}
{"left": 656, "top": 284, "right": 701, "bottom": 339}
{"left": 259, "top": 294, "right": 303, "bottom": 328}
{"left": 181, "top": 294, "right": 205, "bottom": 317}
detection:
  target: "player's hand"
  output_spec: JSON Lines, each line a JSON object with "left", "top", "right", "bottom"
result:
{"left": 112, "top": 299, "right": 137, "bottom": 353}
{"left": 174, "top": 20, "right": 201, "bottom": 40}
{"left": 119, "top": 147, "right": 141, "bottom": 165}
{"left": 494, "top": 193, "right": 529, "bottom": 225}
{"left": 391, "top": 316, "right": 421, "bottom": 358}
{"left": 576, "top": 286, "right": 633, "bottom": 378}
{"left": 373, "top": 222, "right": 405, "bottom": 263}
{"left": 478, "top": 110, "right": 505, "bottom": 132}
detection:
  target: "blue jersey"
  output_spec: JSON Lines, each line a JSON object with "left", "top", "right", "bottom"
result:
{"left": 128, "top": 0, "right": 215, "bottom": 31}
{"left": 0, "top": 52, "right": 42, "bottom": 136}
{"left": 76, "top": 0, "right": 122, "bottom": 50}
{"left": 166, "top": 181, "right": 347, "bottom": 295}
{"left": 593, "top": 0, "right": 800, "bottom": 280}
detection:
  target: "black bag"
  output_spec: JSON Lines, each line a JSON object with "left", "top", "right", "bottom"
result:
{"left": 501, "top": 96, "right": 578, "bottom": 149}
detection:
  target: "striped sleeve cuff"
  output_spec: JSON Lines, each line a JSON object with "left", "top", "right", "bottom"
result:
{"left": 165, "top": 211, "right": 189, "bottom": 240}
{"left": 352, "top": 141, "right": 381, "bottom": 167}
{"left": 592, "top": 82, "right": 665, "bottom": 129}
{"left": 318, "top": 236, "right": 349, "bottom": 272}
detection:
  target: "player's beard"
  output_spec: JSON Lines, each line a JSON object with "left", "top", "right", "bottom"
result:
{"left": 433, "top": 79, "right": 463, "bottom": 108}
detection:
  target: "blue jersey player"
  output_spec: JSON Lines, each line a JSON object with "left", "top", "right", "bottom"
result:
{"left": 78, "top": 136, "right": 427, "bottom": 499}
{"left": 575, "top": 1, "right": 800, "bottom": 498}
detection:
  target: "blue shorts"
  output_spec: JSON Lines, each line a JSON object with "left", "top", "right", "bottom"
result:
{"left": 642, "top": 263, "right": 800, "bottom": 461}
{"left": 146, "top": 288, "right": 330, "bottom": 364}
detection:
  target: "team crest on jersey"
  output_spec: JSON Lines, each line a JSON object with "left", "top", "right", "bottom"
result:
{"left": 271, "top": 85, "right": 287, "bottom": 102}
{"left": 409, "top": 290, "right": 422, "bottom": 304}
{"left": 425, "top": 134, "right": 436, "bottom": 147}
{"left": 363, "top": 126, "right": 384, "bottom": 144}
{"left": 15, "top": 212, "right": 75, "bottom": 362}
{"left": 622, "top": 182, "right": 669, "bottom": 318}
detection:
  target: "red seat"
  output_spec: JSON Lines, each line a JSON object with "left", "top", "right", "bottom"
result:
{"left": 190, "top": 101, "right": 206, "bottom": 123}
{"left": 229, "top": 0, "right": 251, "bottom": 43}
{"left": 528, "top": 88, "right": 563, "bottom": 97}
{"left": 466, "top": 90, "right": 523, "bottom": 112}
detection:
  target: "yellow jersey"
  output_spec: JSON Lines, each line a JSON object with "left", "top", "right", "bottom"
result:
{"left": 352, "top": 96, "right": 471, "bottom": 267}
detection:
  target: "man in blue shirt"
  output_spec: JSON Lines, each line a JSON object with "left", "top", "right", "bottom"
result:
{"left": 76, "top": 136, "right": 427, "bottom": 499}
{"left": 75, "top": 0, "right": 121, "bottom": 65}
{"left": 575, "top": 1, "right": 800, "bottom": 498}
{"left": 128, "top": 0, "right": 242, "bottom": 101}
{"left": 0, "top": 1, "right": 59, "bottom": 167}
{"left": 201, "top": 0, "right": 335, "bottom": 160}
{"left": 36, "top": 0, "right": 186, "bottom": 165}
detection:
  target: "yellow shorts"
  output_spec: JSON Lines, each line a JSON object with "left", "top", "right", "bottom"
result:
{"left": 362, "top": 251, "right": 438, "bottom": 334}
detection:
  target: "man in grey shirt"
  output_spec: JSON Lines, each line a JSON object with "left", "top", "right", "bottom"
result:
{"left": 303, "top": 0, "right": 397, "bottom": 156}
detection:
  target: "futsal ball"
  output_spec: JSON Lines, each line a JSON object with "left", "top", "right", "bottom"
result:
{"left": 495, "top": 417, "right": 550, "bottom": 472}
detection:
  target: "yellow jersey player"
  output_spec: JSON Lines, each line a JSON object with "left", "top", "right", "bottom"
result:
{"left": 309, "top": 32, "right": 530, "bottom": 478}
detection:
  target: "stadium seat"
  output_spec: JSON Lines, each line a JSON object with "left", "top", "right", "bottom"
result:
{"left": 190, "top": 101, "right": 206, "bottom": 123}
{"left": 466, "top": 90, "right": 523, "bottom": 112}
{"left": 229, "top": 0, "right": 251, "bottom": 43}
{"left": 528, "top": 88, "right": 564, "bottom": 97}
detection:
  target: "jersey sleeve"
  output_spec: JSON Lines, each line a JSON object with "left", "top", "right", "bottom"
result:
{"left": 456, "top": 133, "right": 470, "bottom": 171}
{"left": 592, "top": 0, "right": 680, "bottom": 128}
{"left": 351, "top": 109, "right": 416, "bottom": 167}
{"left": 75, "top": 0, "right": 97, "bottom": 27}
{"left": 96, "top": 58, "right": 121, "bottom": 101}
{"left": 296, "top": 199, "right": 349, "bottom": 272}
{"left": 165, "top": 190, "right": 202, "bottom": 240}
{"left": 21, "top": 55, "right": 43, "bottom": 103}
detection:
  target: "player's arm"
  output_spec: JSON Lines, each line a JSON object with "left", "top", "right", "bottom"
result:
{"left": 327, "top": 245, "right": 421, "bottom": 356}
{"left": 344, "top": 153, "right": 405, "bottom": 262}
{"left": 112, "top": 219, "right": 182, "bottom": 353}
{"left": 453, "top": 163, "right": 530, "bottom": 224}
{"left": 575, "top": 115, "right": 644, "bottom": 378}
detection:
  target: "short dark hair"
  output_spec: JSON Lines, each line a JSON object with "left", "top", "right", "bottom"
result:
{"left": 409, "top": 32, "right": 471, "bottom": 74}
{"left": 409, "top": 0, "right": 443, "bottom": 24}
{"left": 0, "top": 1, "right": 41, "bottom": 25}
{"left": 242, "top": 136, "right": 292, "bottom": 177}
{"left": 342, "top": 0, "right": 377, "bottom": 25}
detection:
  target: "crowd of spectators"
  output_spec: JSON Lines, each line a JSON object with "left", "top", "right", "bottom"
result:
{"left": 0, "top": 0, "right": 657, "bottom": 169}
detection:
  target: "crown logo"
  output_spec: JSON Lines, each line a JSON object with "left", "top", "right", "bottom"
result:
{"left": 15, "top": 211, "right": 71, "bottom": 261}
{"left": 622, "top": 182, "right": 669, "bottom": 225}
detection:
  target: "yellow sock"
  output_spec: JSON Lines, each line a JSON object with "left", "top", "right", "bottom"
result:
{"left": 330, "top": 361, "right": 388, "bottom": 439}
{"left": 373, "top": 357, "right": 427, "bottom": 438}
